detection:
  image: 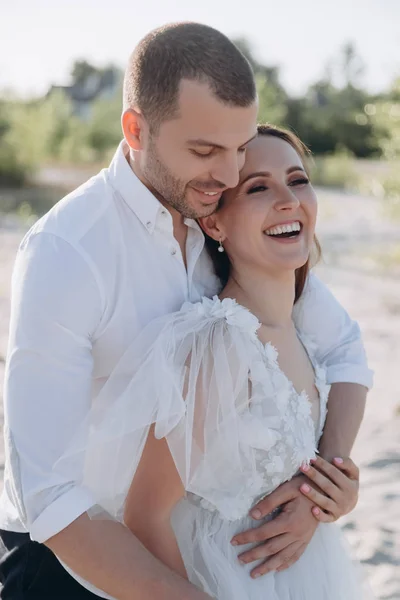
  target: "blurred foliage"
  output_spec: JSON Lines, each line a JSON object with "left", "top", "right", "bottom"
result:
{"left": 310, "top": 149, "right": 360, "bottom": 190}
{"left": 0, "top": 41, "right": 399, "bottom": 196}
{"left": 0, "top": 65, "right": 123, "bottom": 187}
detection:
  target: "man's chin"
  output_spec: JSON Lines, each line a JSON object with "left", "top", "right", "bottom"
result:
{"left": 184, "top": 197, "right": 220, "bottom": 219}
{"left": 195, "top": 202, "right": 219, "bottom": 219}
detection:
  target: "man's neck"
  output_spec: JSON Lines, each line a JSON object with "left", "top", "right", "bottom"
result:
{"left": 127, "top": 147, "right": 188, "bottom": 262}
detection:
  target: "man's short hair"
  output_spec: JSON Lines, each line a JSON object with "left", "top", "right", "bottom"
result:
{"left": 123, "top": 22, "right": 256, "bottom": 131}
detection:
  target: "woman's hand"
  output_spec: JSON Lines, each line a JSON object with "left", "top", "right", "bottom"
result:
{"left": 299, "top": 456, "right": 359, "bottom": 523}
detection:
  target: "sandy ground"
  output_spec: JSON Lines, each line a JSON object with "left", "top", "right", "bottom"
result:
{"left": 0, "top": 188, "right": 399, "bottom": 599}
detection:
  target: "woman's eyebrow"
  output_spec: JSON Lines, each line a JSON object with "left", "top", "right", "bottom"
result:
{"left": 241, "top": 165, "right": 306, "bottom": 185}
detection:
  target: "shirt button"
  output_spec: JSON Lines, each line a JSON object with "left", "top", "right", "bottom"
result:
{"left": 170, "top": 248, "right": 177, "bottom": 256}
{"left": 146, "top": 221, "right": 152, "bottom": 228}
{"left": 161, "top": 210, "right": 167, "bottom": 216}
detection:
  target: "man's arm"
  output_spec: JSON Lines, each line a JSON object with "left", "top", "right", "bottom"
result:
{"left": 5, "top": 231, "right": 209, "bottom": 600}
{"left": 293, "top": 272, "right": 373, "bottom": 390}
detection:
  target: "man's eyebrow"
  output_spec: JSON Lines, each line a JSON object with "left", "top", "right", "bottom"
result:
{"left": 241, "top": 165, "right": 306, "bottom": 185}
{"left": 186, "top": 133, "right": 258, "bottom": 151}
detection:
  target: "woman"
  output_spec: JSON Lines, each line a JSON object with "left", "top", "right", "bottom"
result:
{"left": 56, "top": 125, "right": 369, "bottom": 599}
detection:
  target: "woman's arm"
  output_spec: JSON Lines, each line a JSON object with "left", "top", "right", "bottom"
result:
{"left": 319, "top": 382, "right": 367, "bottom": 460}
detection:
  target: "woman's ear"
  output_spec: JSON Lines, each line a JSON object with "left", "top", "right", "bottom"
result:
{"left": 122, "top": 108, "right": 144, "bottom": 151}
{"left": 199, "top": 215, "right": 226, "bottom": 242}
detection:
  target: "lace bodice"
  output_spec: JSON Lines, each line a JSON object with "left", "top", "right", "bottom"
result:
{"left": 55, "top": 295, "right": 331, "bottom": 526}
{"left": 179, "top": 296, "right": 330, "bottom": 521}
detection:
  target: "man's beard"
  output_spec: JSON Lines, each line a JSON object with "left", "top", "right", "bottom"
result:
{"left": 142, "top": 138, "right": 217, "bottom": 219}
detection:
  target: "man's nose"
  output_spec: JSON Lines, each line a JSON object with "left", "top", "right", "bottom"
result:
{"left": 211, "top": 153, "right": 241, "bottom": 189}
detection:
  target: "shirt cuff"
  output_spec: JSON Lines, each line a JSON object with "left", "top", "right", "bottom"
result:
{"left": 29, "top": 486, "right": 95, "bottom": 543}
{"left": 326, "top": 365, "right": 374, "bottom": 390}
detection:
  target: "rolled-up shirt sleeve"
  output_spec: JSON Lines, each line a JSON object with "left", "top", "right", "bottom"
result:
{"left": 4, "top": 231, "right": 104, "bottom": 542}
{"left": 293, "top": 273, "right": 373, "bottom": 389}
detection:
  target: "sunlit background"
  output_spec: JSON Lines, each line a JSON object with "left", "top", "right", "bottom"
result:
{"left": 0, "top": 1, "right": 400, "bottom": 598}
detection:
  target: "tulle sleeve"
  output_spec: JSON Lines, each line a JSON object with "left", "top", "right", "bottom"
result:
{"left": 52, "top": 297, "right": 290, "bottom": 523}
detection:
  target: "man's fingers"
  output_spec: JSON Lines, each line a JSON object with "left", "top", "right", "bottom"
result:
{"left": 275, "top": 543, "right": 308, "bottom": 572}
{"left": 249, "top": 481, "right": 298, "bottom": 519}
{"left": 231, "top": 514, "right": 288, "bottom": 546}
{"left": 333, "top": 457, "right": 360, "bottom": 481}
{"left": 249, "top": 541, "right": 303, "bottom": 578}
{"left": 238, "top": 533, "right": 292, "bottom": 564}
{"left": 299, "top": 483, "right": 338, "bottom": 517}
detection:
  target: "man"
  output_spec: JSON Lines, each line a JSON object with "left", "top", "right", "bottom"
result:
{"left": 0, "top": 22, "right": 372, "bottom": 599}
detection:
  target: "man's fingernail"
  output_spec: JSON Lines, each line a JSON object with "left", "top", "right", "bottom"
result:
{"left": 252, "top": 572, "right": 262, "bottom": 578}
{"left": 301, "top": 484, "right": 311, "bottom": 493}
{"left": 301, "top": 463, "right": 310, "bottom": 472}
{"left": 251, "top": 509, "right": 262, "bottom": 519}
{"left": 334, "top": 457, "right": 343, "bottom": 464}
{"left": 231, "top": 540, "right": 238, "bottom": 546}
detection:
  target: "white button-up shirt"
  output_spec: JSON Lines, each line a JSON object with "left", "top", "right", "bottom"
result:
{"left": 0, "top": 141, "right": 373, "bottom": 597}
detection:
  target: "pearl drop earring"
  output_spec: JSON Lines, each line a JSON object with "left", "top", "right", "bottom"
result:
{"left": 218, "top": 239, "right": 225, "bottom": 253}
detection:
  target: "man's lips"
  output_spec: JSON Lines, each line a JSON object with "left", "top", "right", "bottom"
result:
{"left": 190, "top": 187, "right": 224, "bottom": 203}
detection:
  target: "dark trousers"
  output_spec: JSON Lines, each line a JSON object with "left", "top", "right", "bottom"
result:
{"left": 0, "top": 529, "right": 103, "bottom": 599}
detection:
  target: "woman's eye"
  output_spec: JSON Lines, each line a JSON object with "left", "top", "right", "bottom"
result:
{"left": 289, "top": 177, "right": 309, "bottom": 186}
{"left": 247, "top": 185, "right": 267, "bottom": 194}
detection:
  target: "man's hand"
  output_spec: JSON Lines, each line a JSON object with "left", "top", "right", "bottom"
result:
{"left": 299, "top": 456, "right": 359, "bottom": 522}
{"left": 230, "top": 476, "right": 318, "bottom": 578}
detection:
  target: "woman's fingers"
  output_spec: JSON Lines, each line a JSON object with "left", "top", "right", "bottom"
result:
{"left": 299, "top": 482, "right": 338, "bottom": 517}
{"left": 299, "top": 463, "right": 341, "bottom": 502}
{"left": 332, "top": 457, "right": 360, "bottom": 481}
{"left": 310, "top": 506, "right": 335, "bottom": 523}
{"left": 300, "top": 456, "right": 360, "bottom": 518}
{"left": 307, "top": 456, "right": 349, "bottom": 488}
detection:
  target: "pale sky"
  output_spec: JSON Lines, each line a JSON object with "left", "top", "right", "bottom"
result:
{"left": 1, "top": 0, "right": 399, "bottom": 98}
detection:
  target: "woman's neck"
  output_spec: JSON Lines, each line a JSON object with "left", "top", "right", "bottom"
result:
{"left": 220, "top": 268, "right": 296, "bottom": 330}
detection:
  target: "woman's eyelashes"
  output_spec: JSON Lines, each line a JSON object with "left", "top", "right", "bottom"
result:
{"left": 246, "top": 176, "right": 309, "bottom": 195}
{"left": 247, "top": 184, "right": 267, "bottom": 194}
{"left": 289, "top": 177, "right": 309, "bottom": 187}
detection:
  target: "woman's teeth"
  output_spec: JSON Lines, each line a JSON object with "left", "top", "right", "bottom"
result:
{"left": 265, "top": 221, "right": 301, "bottom": 236}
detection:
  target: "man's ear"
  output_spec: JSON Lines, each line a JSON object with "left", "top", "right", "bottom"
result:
{"left": 199, "top": 215, "right": 226, "bottom": 243}
{"left": 122, "top": 108, "right": 144, "bottom": 151}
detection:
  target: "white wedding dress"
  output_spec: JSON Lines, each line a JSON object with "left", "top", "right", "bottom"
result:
{"left": 55, "top": 296, "right": 368, "bottom": 599}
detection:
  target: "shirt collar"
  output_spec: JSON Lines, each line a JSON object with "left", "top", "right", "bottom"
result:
{"left": 107, "top": 140, "right": 206, "bottom": 239}
{"left": 107, "top": 140, "right": 163, "bottom": 234}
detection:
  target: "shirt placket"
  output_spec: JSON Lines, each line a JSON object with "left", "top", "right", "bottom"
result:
{"left": 185, "top": 224, "right": 205, "bottom": 302}
{"left": 154, "top": 210, "right": 190, "bottom": 299}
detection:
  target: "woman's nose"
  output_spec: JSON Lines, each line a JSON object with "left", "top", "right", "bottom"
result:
{"left": 274, "top": 188, "right": 300, "bottom": 211}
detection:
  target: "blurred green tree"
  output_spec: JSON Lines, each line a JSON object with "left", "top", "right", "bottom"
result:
{"left": 233, "top": 37, "right": 288, "bottom": 125}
